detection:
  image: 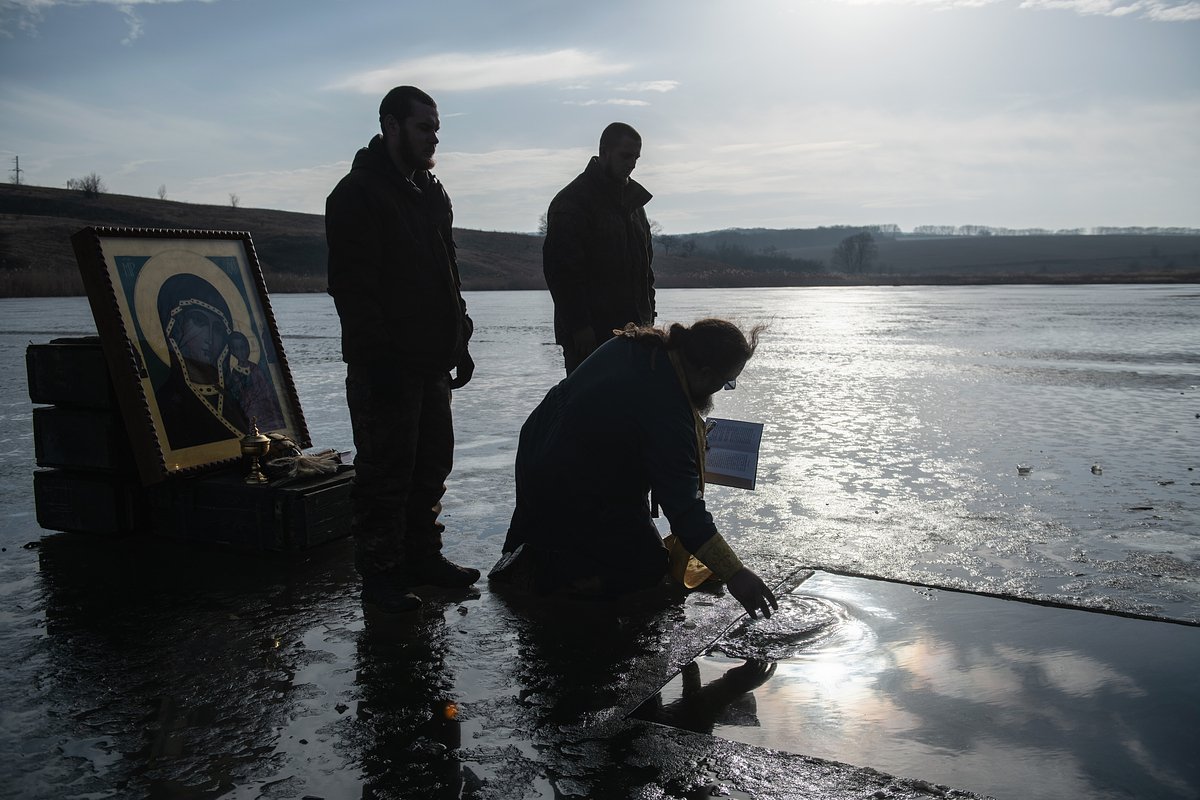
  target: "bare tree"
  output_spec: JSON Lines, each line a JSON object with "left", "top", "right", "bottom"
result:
{"left": 157, "top": 184, "right": 168, "bottom": 200}
{"left": 66, "top": 172, "right": 106, "bottom": 198}
{"left": 648, "top": 218, "right": 664, "bottom": 239}
{"left": 229, "top": 193, "right": 240, "bottom": 208}
{"left": 537, "top": 212, "right": 548, "bottom": 236}
{"left": 831, "top": 232, "right": 878, "bottom": 274}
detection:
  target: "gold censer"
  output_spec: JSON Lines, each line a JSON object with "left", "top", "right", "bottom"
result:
{"left": 240, "top": 418, "right": 271, "bottom": 484}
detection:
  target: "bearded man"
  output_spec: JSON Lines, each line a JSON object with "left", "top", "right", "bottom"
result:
{"left": 326, "top": 85, "right": 479, "bottom": 613}
{"left": 492, "top": 319, "right": 778, "bottom": 620}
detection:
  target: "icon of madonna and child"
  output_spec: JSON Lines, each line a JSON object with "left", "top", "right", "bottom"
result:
{"left": 128, "top": 249, "right": 288, "bottom": 453}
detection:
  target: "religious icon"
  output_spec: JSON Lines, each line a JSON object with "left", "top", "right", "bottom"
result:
{"left": 72, "top": 227, "right": 310, "bottom": 484}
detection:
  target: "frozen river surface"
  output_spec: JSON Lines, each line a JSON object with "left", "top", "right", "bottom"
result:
{"left": 0, "top": 285, "right": 1197, "bottom": 799}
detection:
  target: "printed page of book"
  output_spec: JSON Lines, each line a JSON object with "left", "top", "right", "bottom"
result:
{"left": 703, "top": 417, "right": 764, "bottom": 490}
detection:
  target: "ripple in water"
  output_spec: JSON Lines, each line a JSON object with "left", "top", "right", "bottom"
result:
{"left": 712, "top": 594, "right": 872, "bottom": 662}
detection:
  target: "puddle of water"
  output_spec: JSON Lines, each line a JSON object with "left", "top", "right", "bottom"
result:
{"left": 633, "top": 571, "right": 1200, "bottom": 800}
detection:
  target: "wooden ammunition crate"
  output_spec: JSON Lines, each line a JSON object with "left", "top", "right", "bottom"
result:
{"left": 26, "top": 336, "right": 116, "bottom": 409}
{"left": 33, "top": 469, "right": 148, "bottom": 535}
{"left": 32, "top": 405, "right": 137, "bottom": 473}
{"left": 27, "top": 336, "right": 353, "bottom": 551}
{"left": 147, "top": 467, "right": 355, "bottom": 551}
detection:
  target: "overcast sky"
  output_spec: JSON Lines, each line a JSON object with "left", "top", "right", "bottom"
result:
{"left": 2, "top": 0, "right": 1197, "bottom": 234}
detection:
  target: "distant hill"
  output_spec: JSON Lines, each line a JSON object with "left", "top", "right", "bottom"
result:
{"left": 1, "top": 183, "right": 1197, "bottom": 297}
{"left": 684, "top": 226, "right": 1200, "bottom": 283}
{"left": 0, "top": 184, "right": 549, "bottom": 296}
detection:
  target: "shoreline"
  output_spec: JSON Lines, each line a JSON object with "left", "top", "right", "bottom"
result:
{"left": 2, "top": 270, "right": 1198, "bottom": 299}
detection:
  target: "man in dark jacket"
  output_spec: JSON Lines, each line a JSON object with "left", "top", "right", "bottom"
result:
{"left": 543, "top": 122, "right": 655, "bottom": 375}
{"left": 326, "top": 85, "right": 479, "bottom": 613}
{"left": 492, "top": 319, "right": 778, "bottom": 620}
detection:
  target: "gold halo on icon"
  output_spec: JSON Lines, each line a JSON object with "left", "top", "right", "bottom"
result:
{"left": 133, "top": 249, "right": 259, "bottom": 369}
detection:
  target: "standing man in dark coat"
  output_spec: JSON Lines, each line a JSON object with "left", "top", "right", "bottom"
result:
{"left": 326, "top": 85, "right": 479, "bottom": 613}
{"left": 543, "top": 122, "right": 655, "bottom": 375}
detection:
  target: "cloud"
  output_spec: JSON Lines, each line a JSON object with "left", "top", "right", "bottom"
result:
{"left": 1, "top": 84, "right": 231, "bottom": 161}
{"left": 441, "top": 147, "right": 588, "bottom": 194}
{"left": 422, "top": 147, "right": 591, "bottom": 231}
{"left": 243, "top": 99, "right": 1196, "bottom": 233}
{"left": 276, "top": 98, "right": 1197, "bottom": 233}
{"left": 2, "top": 0, "right": 210, "bottom": 9}
{"left": 613, "top": 80, "right": 680, "bottom": 93}
{"left": 4, "top": 0, "right": 198, "bottom": 5}
{"left": 118, "top": 4, "right": 144, "bottom": 43}
{"left": 634, "top": 99, "right": 1200, "bottom": 229}
{"left": 330, "top": 49, "right": 629, "bottom": 94}
{"left": 832, "top": 0, "right": 1200, "bottom": 20}
{"left": 1019, "top": 0, "right": 1200, "bottom": 19}
{"left": 563, "top": 98, "right": 651, "bottom": 107}
{"left": 113, "top": 157, "right": 169, "bottom": 178}
{"left": 0, "top": 85, "right": 311, "bottom": 205}
{"left": 559, "top": 78, "right": 678, "bottom": 106}
{"left": 831, "top": 0, "right": 1005, "bottom": 8}
{"left": 1143, "top": 1, "right": 1200, "bottom": 19}
{"left": 1, "top": 0, "right": 217, "bottom": 40}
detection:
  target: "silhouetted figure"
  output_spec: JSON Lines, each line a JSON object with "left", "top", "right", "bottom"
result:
{"left": 543, "top": 122, "right": 655, "bottom": 375}
{"left": 492, "top": 319, "right": 777, "bottom": 620}
{"left": 327, "top": 85, "right": 479, "bottom": 614}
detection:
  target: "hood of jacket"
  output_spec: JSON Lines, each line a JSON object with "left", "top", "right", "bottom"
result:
{"left": 325, "top": 134, "right": 470, "bottom": 372}
{"left": 583, "top": 155, "right": 652, "bottom": 210}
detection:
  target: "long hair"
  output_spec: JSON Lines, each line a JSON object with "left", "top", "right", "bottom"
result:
{"left": 615, "top": 318, "right": 765, "bottom": 373}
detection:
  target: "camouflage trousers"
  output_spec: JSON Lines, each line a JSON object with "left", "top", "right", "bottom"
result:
{"left": 345, "top": 364, "right": 453, "bottom": 578}
{"left": 561, "top": 340, "right": 594, "bottom": 376}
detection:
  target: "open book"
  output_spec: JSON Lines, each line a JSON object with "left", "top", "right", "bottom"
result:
{"left": 703, "top": 417, "right": 764, "bottom": 490}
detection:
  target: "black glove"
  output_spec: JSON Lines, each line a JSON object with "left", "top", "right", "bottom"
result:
{"left": 727, "top": 568, "right": 779, "bottom": 619}
{"left": 450, "top": 349, "right": 475, "bottom": 390}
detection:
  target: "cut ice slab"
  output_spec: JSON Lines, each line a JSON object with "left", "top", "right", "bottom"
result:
{"left": 633, "top": 570, "right": 1200, "bottom": 800}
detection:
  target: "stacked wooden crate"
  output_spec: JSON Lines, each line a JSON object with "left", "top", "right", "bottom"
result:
{"left": 28, "top": 336, "right": 148, "bottom": 535}
{"left": 147, "top": 467, "right": 356, "bottom": 550}
{"left": 27, "top": 337, "right": 354, "bottom": 550}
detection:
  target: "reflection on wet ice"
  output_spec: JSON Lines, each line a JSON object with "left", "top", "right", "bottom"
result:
{"left": 635, "top": 570, "right": 1200, "bottom": 800}
{"left": 352, "top": 607, "right": 466, "bottom": 796}
{"left": 32, "top": 532, "right": 363, "bottom": 798}
{"left": 644, "top": 659, "right": 777, "bottom": 734}
{"left": 714, "top": 593, "right": 869, "bottom": 662}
